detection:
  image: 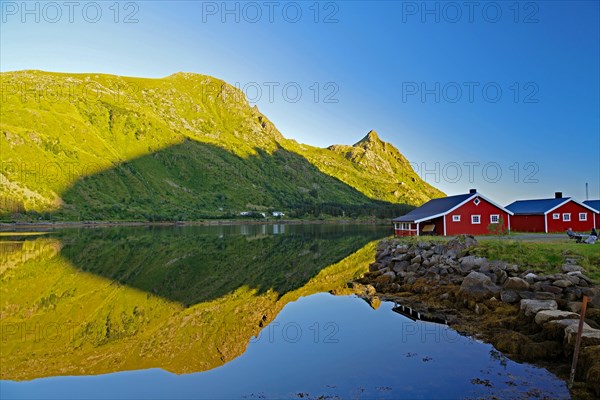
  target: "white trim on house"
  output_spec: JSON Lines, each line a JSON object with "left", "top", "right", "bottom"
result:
{"left": 471, "top": 215, "right": 481, "bottom": 224}
{"left": 544, "top": 214, "right": 548, "bottom": 233}
{"left": 402, "top": 193, "right": 514, "bottom": 224}
{"left": 543, "top": 198, "right": 599, "bottom": 215}
{"left": 443, "top": 215, "right": 447, "bottom": 236}
{"left": 579, "top": 213, "right": 587, "bottom": 221}
{"left": 552, "top": 213, "right": 560, "bottom": 220}
{"left": 563, "top": 213, "right": 571, "bottom": 222}
{"left": 452, "top": 215, "right": 461, "bottom": 222}
{"left": 490, "top": 214, "right": 500, "bottom": 223}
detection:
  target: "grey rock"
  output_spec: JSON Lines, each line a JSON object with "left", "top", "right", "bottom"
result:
{"left": 540, "top": 284, "right": 563, "bottom": 294}
{"left": 534, "top": 310, "right": 579, "bottom": 325}
{"left": 518, "top": 291, "right": 536, "bottom": 300}
{"left": 504, "top": 277, "right": 530, "bottom": 291}
{"left": 534, "top": 292, "right": 557, "bottom": 301}
{"left": 520, "top": 299, "right": 558, "bottom": 317}
{"left": 500, "top": 290, "right": 519, "bottom": 303}
{"left": 562, "top": 264, "right": 585, "bottom": 273}
{"left": 566, "top": 301, "right": 582, "bottom": 313}
{"left": 459, "top": 271, "right": 501, "bottom": 301}
{"left": 410, "top": 255, "right": 422, "bottom": 264}
{"left": 565, "top": 325, "right": 600, "bottom": 346}
{"left": 553, "top": 279, "right": 573, "bottom": 288}
{"left": 494, "top": 269, "right": 508, "bottom": 286}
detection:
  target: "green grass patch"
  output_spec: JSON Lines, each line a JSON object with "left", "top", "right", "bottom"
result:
{"left": 472, "top": 240, "right": 600, "bottom": 284}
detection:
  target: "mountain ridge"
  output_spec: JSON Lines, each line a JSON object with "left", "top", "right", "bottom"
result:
{"left": 0, "top": 70, "right": 444, "bottom": 220}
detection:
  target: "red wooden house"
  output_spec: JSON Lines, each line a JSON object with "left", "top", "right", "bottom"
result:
{"left": 393, "top": 190, "right": 512, "bottom": 236}
{"left": 506, "top": 193, "right": 598, "bottom": 233}
{"left": 583, "top": 200, "right": 600, "bottom": 230}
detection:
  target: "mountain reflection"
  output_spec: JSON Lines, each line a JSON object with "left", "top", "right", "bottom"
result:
{"left": 0, "top": 224, "right": 388, "bottom": 380}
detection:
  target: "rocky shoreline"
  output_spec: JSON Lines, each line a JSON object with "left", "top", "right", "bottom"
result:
{"left": 352, "top": 235, "right": 600, "bottom": 398}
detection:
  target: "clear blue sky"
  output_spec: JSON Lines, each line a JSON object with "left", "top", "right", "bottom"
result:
{"left": 1, "top": 0, "right": 599, "bottom": 204}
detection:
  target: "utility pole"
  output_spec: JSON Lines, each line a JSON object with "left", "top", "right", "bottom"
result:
{"left": 585, "top": 182, "right": 589, "bottom": 200}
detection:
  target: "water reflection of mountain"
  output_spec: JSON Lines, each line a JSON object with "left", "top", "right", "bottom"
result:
{"left": 0, "top": 225, "right": 387, "bottom": 380}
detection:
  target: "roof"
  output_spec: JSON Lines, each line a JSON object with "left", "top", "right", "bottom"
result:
{"left": 506, "top": 198, "right": 599, "bottom": 215}
{"left": 505, "top": 198, "right": 570, "bottom": 215}
{"left": 583, "top": 200, "right": 600, "bottom": 212}
{"left": 393, "top": 192, "right": 512, "bottom": 223}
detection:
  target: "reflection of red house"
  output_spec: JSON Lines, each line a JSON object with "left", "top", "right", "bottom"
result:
{"left": 583, "top": 200, "right": 600, "bottom": 229}
{"left": 393, "top": 190, "right": 512, "bottom": 236}
{"left": 506, "top": 193, "right": 598, "bottom": 233}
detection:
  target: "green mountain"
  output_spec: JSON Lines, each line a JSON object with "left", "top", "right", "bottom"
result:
{"left": 0, "top": 70, "right": 443, "bottom": 221}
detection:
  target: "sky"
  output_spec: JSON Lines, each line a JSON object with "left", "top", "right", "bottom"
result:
{"left": 1, "top": 0, "right": 599, "bottom": 204}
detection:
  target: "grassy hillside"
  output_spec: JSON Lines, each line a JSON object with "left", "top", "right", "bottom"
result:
{"left": 0, "top": 70, "right": 443, "bottom": 221}
{"left": 0, "top": 226, "right": 383, "bottom": 380}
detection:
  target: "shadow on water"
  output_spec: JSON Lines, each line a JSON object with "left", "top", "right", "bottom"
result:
{"left": 0, "top": 224, "right": 390, "bottom": 380}
{"left": 53, "top": 224, "right": 388, "bottom": 306}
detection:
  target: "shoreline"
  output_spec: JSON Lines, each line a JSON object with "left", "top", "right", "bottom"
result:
{"left": 0, "top": 218, "right": 391, "bottom": 232}
{"left": 353, "top": 235, "right": 600, "bottom": 399}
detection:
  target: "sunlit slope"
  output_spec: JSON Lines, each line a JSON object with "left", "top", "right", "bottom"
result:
{"left": 0, "top": 231, "right": 379, "bottom": 380}
{"left": 1, "top": 70, "right": 443, "bottom": 219}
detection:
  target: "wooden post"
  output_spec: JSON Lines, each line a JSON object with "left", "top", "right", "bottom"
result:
{"left": 569, "top": 295, "right": 589, "bottom": 389}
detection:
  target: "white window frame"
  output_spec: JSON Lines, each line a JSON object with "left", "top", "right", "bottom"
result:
{"left": 490, "top": 214, "right": 500, "bottom": 224}
{"left": 452, "top": 215, "right": 460, "bottom": 222}
{"left": 401, "top": 223, "right": 411, "bottom": 230}
{"left": 552, "top": 213, "right": 560, "bottom": 220}
{"left": 579, "top": 213, "right": 587, "bottom": 221}
{"left": 473, "top": 198, "right": 480, "bottom": 206}
{"left": 471, "top": 215, "right": 481, "bottom": 224}
{"left": 562, "top": 213, "right": 571, "bottom": 222}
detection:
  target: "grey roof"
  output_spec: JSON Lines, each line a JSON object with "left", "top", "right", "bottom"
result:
{"left": 393, "top": 193, "right": 473, "bottom": 223}
{"left": 505, "top": 198, "right": 569, "bottom": 215}
{"left": 583, "top": 200, "right": 600, "bottom": 212}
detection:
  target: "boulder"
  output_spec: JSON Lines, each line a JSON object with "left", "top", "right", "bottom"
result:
{"left": 565, "top": 325, "right": 600, "bottom": 347}
{"left": 503, "top": 277, "right": 530, "bottom": 291}
{"left": 582, "top": 288, "right": 600, "bottom": 308}
{"left": 535, "top": 310, "right": 580, "bottom": 325}
{"left": 553, "top": 279, "right": 573, "bottom": 288}
{"left": 520, "top": 299, "right": 558, "bottom": 317}
{"left": 500, "top": 290, "right": 519, "bottom": 304}
{"left": 410, "top": 255, "right": 422, "bottom": 264}
{"left": 539, "top": 284, "right": 563, "bottom": 294}
{"left": 523, "top": 273, "right": 538, "bottom": 283}
{"left": 459, "top": 271, "right": 500, "bottom": 301}
{"left": 567, "top": 301, "right": 583, "bottom": 313}
{"left": 459, "top": 255, "right": 488, "bottom": 274}
{"left": 562, "top": 264, "right": 585, "bottom": 273}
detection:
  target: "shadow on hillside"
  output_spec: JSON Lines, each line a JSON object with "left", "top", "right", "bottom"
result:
{"left": 47, "top": 225, "right": 386, "bottom": 306}
{"left": 41, "top": 139, "right": 412, "bottom": 221}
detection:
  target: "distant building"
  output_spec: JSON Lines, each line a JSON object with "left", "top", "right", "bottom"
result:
{"left": 272, "top": 211, "right": 285, "bottom": 217}
{"left": 506, "top": 192, "right": 598, "bottom": 233}
{"left": 583, "top": 200, "right": 600, "bottom": 228}
{"left": 240, "top": 211, "right": 251, "bottom": 216}
{"left": 393, "top": 189, "right": 512, "bottom": 236}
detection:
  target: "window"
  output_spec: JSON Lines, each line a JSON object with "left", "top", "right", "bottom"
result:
{"left": 579, "top": 213, "right": 587, "bottom": 221}
{"left": 552, "top": 213, "right": 560, "bottom": 220}
{"left": 401, "top": 223, "right": 411, "bottom": 230}
{"left": 471, "top": 215, "right": 481, "bottom": 224}
{"left": 452, "top": 215, "right": 461, "bottom": 222}
{"left": 490, "top": 214, "right": 500, "bottom": 224}
{"left": 563, "top": 213, "right": 571, "bottom": 222}
{"left": 473, "top": 198, "right": 480, "bottom": 206}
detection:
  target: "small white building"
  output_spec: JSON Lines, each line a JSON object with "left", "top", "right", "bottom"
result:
{"left": 272, "top": 211, "right": 285, "bottom": 217}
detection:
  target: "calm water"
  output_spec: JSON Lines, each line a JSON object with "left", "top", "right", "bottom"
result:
{"left": 0, "top": 225, "right": 569, "bottom": 399}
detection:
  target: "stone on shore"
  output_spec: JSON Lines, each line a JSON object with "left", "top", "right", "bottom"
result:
{"left": 520, "top": 299, "right": 557, "bottom": 317}
{"left": 459, "top": 271, "right": 500, "bottom": 301}
{"left": 534, "top": 310, "right": 579, "bottom": 325}
{"left": 504, "top": 277, "right": 530, "bottom": 291}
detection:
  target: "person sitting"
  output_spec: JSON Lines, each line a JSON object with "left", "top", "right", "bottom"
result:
{"left": 584, "top": 228, "right": 598, "bottom": 244}
{"left": 566, "top": 228, "right": 583, "bottom": 243}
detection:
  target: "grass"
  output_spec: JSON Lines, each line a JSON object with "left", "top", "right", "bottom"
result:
{"left": 473, "top": 239, "right": 600, "bottom": 284}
